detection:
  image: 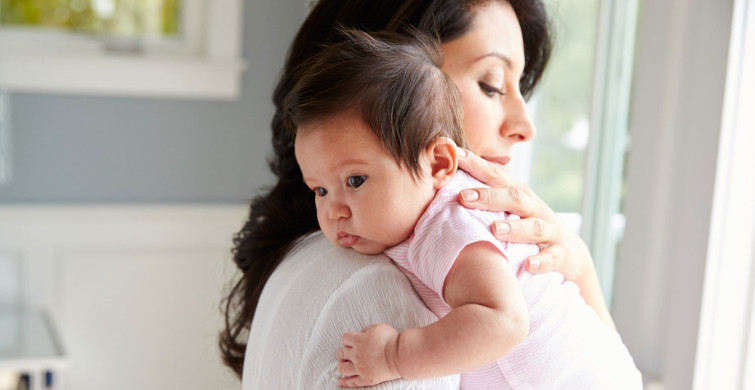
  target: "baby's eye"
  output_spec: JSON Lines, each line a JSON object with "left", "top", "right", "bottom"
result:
{"left": 347, "top": 175, "right": 366, "bottom": 189}
{"left": 314, "top": 187, "right": 328, "bottom": 197}
{"left": 479, "top": 82, "right": 505, "bottom": 97}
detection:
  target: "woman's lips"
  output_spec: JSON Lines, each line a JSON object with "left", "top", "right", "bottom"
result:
{"left": 337, "top": 231, "right": 360, "bottom": 246}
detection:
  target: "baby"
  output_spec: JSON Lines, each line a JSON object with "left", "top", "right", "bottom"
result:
{"left": 284, "top": 29, "right": 642, "bottom": 389}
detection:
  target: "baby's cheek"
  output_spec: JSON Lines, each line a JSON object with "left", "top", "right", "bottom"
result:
{"left": 315, "top": 211, "right": 324, "bottom": 229}
{"left": 316, "top": 211, "right": 332, "bottom": 237}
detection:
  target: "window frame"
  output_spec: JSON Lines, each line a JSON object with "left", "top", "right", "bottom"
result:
{"left": 523, "top": 0, "right": 639, "bottom": 305}
{"left": 0, "top": 90, "right": 9, "bottom": 185}
{"left": 579, "top": 0, "right": 639, "bottom": 306}
{"left": 0, "top": 0, "right": 245, "bottom": 100}
{"left": 694, "top": 0, "right": 755, "bottom": 387}
{"left": 612, "top": 0, "right": 739, "bottom": 387}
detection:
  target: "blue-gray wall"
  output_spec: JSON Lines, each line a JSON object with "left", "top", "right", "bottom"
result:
{"left": 0, "top": 0, "right": 306, "bottom": 204}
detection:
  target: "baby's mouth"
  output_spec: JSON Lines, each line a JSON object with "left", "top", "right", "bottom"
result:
{"left": 336, "top": 231, "right": 360, "bottom": 246}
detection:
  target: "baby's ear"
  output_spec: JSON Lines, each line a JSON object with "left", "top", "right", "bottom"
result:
{"left": 426, "top": 137, "right": 458, "bottom": 189}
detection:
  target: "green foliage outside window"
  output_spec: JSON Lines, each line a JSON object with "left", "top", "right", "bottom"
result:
{"left": 0, "top": 0, "right": 180, "bottom": 37}
{"left": 530, "top": 0, "right": 599, "bottom": 212}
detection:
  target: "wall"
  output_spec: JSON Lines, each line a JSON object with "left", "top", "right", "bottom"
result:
{"left": 0, "top": 0, "right": 307, "bottom": 203}
{"left": 0, "top": 205, "right": 248, "bottom": 389}
{"left": 0, "top": 1, "right": 307, "bottom": 388}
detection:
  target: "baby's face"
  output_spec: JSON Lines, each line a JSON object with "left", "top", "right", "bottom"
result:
{"left": 294, "top": 111, "right": 436, "bottom": 255}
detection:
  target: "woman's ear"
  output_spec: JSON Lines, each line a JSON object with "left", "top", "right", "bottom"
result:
{"left": 426, "top": 137, "right": 458, "bottom": 189}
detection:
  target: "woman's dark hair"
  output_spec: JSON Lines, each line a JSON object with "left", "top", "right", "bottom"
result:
{"left": 284, "top": 28, "right": 467, "bottom": 178}
{"left": 220, "top": 0, "right": 552, "bottom": 378}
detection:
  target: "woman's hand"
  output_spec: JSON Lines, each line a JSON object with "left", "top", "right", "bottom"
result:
{"left": 456, "top": 147, "right": 586, "bottom": 278}
{"left": 456, "top": 147, "right": 615, "bottom": 329}
{"left": 337, "top": 324, "right": 402, "bottom": 387}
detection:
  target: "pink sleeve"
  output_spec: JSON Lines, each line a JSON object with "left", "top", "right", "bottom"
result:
{"left": 406, "top": 202, "right": 510, "bottom": 301}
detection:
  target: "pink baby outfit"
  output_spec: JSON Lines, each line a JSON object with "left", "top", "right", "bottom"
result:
{"left": 384, "top": 170, "right": 642, "bottom": 389}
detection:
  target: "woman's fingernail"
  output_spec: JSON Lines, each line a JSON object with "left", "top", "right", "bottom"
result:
{"left": 529, "top": 257, "right": 541, "bottom": 270}
{"left": 495, "top": 222, "right": 510, "bottom": 235}
{"left": 460, "top": 189, "right": 479, "bottom": 201}
{"left": 457, "top": 147, "right": 468, "bottom": 158}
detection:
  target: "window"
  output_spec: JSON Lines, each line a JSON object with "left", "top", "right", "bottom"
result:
{"left": 516, "top": 0, "right": 640, "bottom": 305}
{"left": 0, "top": 0, "right": 245, "bottom": 99}
{"left": 1, "top": 0, "right": 180, "bottom": 37}
{"left": 528, "top": 0, "right": 600, "bottom": 214}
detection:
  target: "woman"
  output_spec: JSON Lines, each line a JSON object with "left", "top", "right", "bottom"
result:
{"left": 222, "top": 0, "right": 614, "bottom": 387}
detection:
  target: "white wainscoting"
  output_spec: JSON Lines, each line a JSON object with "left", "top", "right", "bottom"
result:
{"left": 0, "top": 205, "right": 249, "bottom": 389}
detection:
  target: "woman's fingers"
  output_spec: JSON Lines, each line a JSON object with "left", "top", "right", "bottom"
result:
{"left": 491, "top": 217, "right": 555, "bottom": 242}
{"left": 490, "top": 217, "right": 569, "bottom": 275}
{"left": 460, "top": 186, "right": 542, "bottom": 218}
{"left": 457, "top": 147, "right": 599, "bottom": 302}
{"left": 525, "top": 246, "right": 564, "bottom": 274}
{"left": 457, "top": 147, "right": 555, "bottom": 217}
{"left": 457, "top": 147, "right": 519, "bottom": 188}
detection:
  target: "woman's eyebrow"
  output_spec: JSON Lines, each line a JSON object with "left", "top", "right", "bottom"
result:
{"left": 474, "top": 52, "right": 514, "bottom": 68}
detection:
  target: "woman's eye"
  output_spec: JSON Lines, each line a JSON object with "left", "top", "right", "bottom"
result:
{"left": 314, "top": 187, "right": 328, "bottom": 197}
{"left": 347, "top": 175, "right": 366, "bottom": 189}
{"left": 479, "top": 82, "right": 505, "bottom": 97}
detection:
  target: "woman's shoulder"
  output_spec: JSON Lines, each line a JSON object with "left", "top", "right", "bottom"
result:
{"left": 244, "top": 231, "right": 456, "bottom": 389}
{"left": 279, "top": 231, "right": 403, "bottom": 284}
{"left": 253, "top": 231, "right": 436, "bottom": 338}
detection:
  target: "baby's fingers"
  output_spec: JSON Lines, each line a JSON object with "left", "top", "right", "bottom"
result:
{"left": 341, "top": 331, "right": 360, "bottom": 348}
{"left": 337, "top": 359, "right": 357, "bottom": 377}
{"left": 339, "top": 374, "right": 381, "bottom": 388}
{"left": 337, "top": 346, "right": 353, "bottom": 362}
{"left": 339, "top": 375, "right": 366, "bottom": 388}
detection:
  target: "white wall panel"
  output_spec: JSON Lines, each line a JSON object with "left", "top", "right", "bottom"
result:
{"left": 0, "top": 205, "right": 247, "bottom": 389}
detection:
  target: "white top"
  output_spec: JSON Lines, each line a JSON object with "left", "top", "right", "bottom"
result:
{"left": 242, "top": 232, "right": 460, "bottom": 389}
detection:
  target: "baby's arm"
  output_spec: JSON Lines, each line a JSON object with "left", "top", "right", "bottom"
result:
{"left": 337, "top": 241, "right": 529, "bottom": 387}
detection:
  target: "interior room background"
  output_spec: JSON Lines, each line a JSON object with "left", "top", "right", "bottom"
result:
{"left": 0, "top": 0, "right": 752, "bottom": 389}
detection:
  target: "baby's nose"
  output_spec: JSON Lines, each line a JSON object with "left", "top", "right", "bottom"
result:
{"left": 327, "top": 201, "right": 351, "bottom": 220}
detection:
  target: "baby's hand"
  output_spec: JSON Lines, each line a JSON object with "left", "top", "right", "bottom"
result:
{"left": 337, "top": 323, "right": 402, "bottom": 387}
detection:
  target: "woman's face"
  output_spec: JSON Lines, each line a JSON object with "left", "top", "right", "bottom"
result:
{"left": 441, "top": 1, "right": 535, "bottom": 168}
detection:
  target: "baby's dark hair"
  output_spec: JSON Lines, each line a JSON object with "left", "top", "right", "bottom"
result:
{"left": 283, "top": 28, "right": 468, "bottom": 178}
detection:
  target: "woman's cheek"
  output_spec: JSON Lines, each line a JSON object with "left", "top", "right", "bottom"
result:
{"left": 464, "top": 112, "right": 487, "bottom": 154}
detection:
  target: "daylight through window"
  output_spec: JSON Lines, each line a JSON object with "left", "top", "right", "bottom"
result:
{"left": 0, "top": 0, "right": 180, "bottom": 37}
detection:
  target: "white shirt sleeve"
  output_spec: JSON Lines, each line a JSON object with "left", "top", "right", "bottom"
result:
{"left": 243, "top": 232, "right": 460, "bottom": 389}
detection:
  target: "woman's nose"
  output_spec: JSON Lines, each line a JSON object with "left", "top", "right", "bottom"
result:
{"left": 501, "top": 90, "right": 536, "bottom": 142}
